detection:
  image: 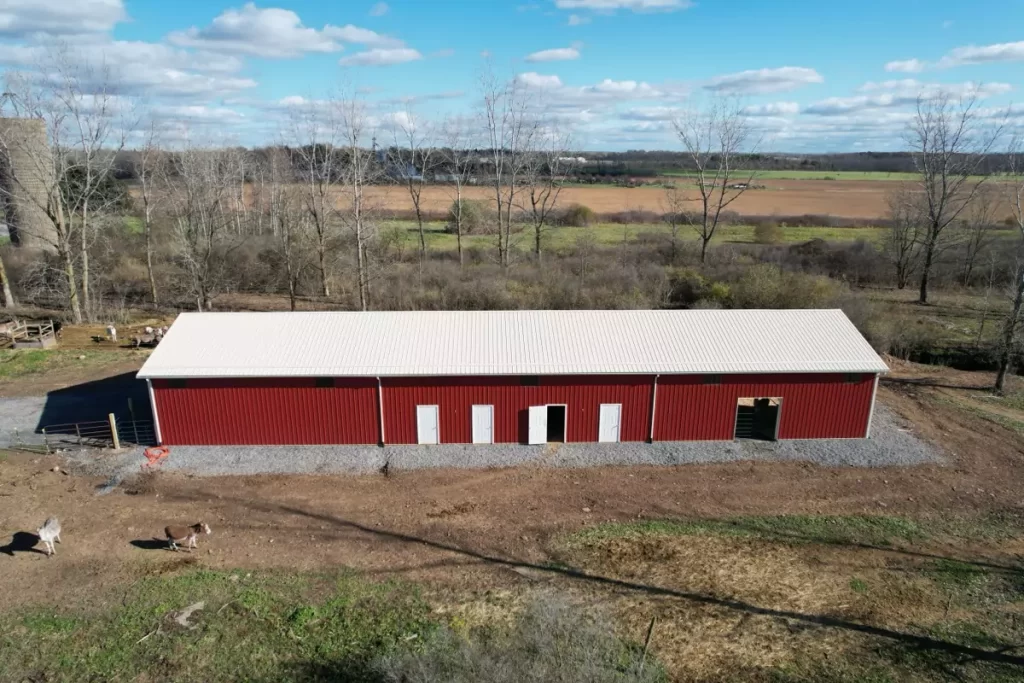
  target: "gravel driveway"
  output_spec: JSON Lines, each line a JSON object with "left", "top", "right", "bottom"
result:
{"left": 60, "top": 404, "right": 942, "bottom": 480}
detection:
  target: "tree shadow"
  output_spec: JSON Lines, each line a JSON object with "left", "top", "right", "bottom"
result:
{"left": 0, "top": 531, "right": 45, "bottom": 556}
{"left": 881, "top": 377, "right": 995, "bottom": 392}
{"left": 130, "top": 538, "right": 170, "bottom": 551}
{"left": 166, "top": 489, "right": 1024, "bottom": 669}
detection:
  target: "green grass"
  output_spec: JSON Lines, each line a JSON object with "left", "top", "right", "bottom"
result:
{"left": 849, "top": 577, "right": 869, "bottom": 594}
{"left": 928, "top": 559, "right": 990, "bottom": 590}
{"left": 568, "top": 515, "right": 927, "bottom": 548}
{"left": 0, "top": 568, "right": 438, "bottom": 683}
{"left": 0, "top": 349, "right": 135, "bottom": 381}
{"left": 122, "top": 215, "right": 144, "bottom": 234}
{"left": 382, "top": 220, "right": 890, "bottom": 253}
{"left": 660, "top": 170, "right": 923, "bottom": 181}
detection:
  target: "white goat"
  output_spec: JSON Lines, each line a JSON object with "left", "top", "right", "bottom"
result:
{"left": 165, "top": 522, "right": 211, "bottom": 552}
{"left": 37, "top": 517, "right": 61, "bottom": 557}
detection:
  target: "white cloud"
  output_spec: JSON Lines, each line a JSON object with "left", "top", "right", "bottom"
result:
{"left": 324, "top": 24, "right": 402, "bottom": 47}
{"left": 525, "top": 45, "right": 581, "bottom": 62}
{"left": 515, "top": 72, "right": 564, "bottom": 89}
{"left": 369, "top": 2, "right": 389, "bottom": 16}
{"left": 806, "top": 80, "right": 1013, "bottom": 116}
{"left": 339, "top": 47, "right": 422, "bottom": 66}
{"left": 0, "top": 0, "right": 126, "bottom": 36}
{"left": 889, "top": 41, "right": 1024, "bottom": 73}
{"left": 0, "top": 39, "right": 258, "bottom": 98}
{"left": 742, "top": 101, "right": 800, "bottom": 116}
{"left": 152, "top": 104, "right": 245, "bottom": 124}
{"left": 619, "top": 106, "right": 678, "bottom": 120}
{"left": 938, "top": 41, "right": 1024, "bottom": 68}
{"left": 885, "top": 59, "right": 926, "bottom": 74}
{"left": 704, "top": 67, "right": 823, "bottom": 94}
{"left": 567, "top": 14, "right": 591, "bottom": 25}
{"left": 555, "top": 0, "right": 692, "bottom": 11}
{"left": 168, "top": 4, "right": 401, "bottom": 58}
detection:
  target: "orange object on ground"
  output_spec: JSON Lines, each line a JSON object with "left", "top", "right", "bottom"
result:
{"left": 142, "top": 445, "right": 169, "bottom": 469}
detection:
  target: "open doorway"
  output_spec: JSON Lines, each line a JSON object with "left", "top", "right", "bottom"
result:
{"left": 546, "top": 404, "right": 566, "bottom": 443}
{"left": 734, "top": 397, "right": 781, "bottom": 441}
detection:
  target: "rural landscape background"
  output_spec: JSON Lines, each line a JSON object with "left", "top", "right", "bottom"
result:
{"left": 2, "top": 1, "right": 1024, "bottom": 681}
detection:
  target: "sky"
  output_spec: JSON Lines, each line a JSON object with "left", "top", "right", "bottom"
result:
{"left": 0, "top": 0, "right": 1021, "bottom": 151}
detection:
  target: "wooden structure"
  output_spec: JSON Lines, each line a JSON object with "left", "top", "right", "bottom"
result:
{"left": 2, "top": 319, "right": 57, "bottom": 349}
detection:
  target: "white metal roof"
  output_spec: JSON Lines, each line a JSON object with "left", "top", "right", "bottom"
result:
{"left": 136, "top": 309, "right": 889, "bottom": 379}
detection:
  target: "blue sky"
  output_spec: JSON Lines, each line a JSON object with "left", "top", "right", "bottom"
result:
{"left": 0, "top": 0, "right": 1021, "bottom": 150}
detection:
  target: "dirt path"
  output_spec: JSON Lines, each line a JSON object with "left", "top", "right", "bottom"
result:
{"left": 2, "top": 367, "right": 1023, "bottom": 614}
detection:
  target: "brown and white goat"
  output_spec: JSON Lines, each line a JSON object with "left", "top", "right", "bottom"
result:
{"left": 165, "top": 522, "right": 211, "bottom": 552}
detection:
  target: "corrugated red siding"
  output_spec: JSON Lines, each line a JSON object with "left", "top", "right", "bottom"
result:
{"left": 152, "top": 378, "right": 378, "bottom": 445}
{"left": 381, "top": 375, "right": 654, "bottom": 444}
{"left": 151, "top": 373, "right": 876, "bottom": 446}
{"left": 654, "top": 373, "right": 875, "bottom": 441}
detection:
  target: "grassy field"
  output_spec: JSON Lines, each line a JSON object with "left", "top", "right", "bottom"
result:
{"left": 661, "top": 170, "right": 923, "bottom": 181}
{"left": 562, "top": 513, "right": 1024, "bottom": 681}
{"left": 385, "top": 220, "right": 1021, "bottom": 254}
{"left": 0, "top": 349, "right": 139, "bottom": 381}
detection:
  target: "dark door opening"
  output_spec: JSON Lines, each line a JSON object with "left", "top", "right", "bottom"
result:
{"left": 734, "top": 397, "right": 781, "bottom": 441}
{"left": 546, "top": 405, "right": 566, "bottom": 443}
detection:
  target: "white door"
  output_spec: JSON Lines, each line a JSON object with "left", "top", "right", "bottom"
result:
{"left": 472, "top": 404, "right": 494, "bottom": 444}
{"left": 598, "top": 403, "right": 622, "bottom": 443}
{"left": 528, "top": 406, "right": 547, "bottom": 445}
{"left": 416, "top": 405, "right": 439, "bottom": 445}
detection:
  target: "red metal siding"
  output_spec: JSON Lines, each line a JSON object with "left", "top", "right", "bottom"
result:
{"left": 654, "top": 373, "right": 875, "bottom": 441}
{"left": 152, "top": 378, "right": 379, "bottom": 445}
{"left": 381, "top": 375, "right": 654, "bottom": 444}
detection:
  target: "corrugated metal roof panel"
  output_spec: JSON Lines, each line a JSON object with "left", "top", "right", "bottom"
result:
{"left": 136, "top": 309, "right": 890, "bottom": 379}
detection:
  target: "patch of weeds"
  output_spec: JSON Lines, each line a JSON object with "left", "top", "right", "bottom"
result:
{"left": 849, "top": 577, "right": 869, "bottom": 594}
{"left": 22, "top": 613, "right": 79, "bottom": 634}
{"left": 928, "top": 559, "right": 989, "bottom": 590}
{"left": 570, "top": 515, "right": 926, "bottom": 548}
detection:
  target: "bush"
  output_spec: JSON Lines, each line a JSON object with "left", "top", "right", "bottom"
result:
{"left": 753, "top": 222, "right": 784, "bottom": 244}
{"left": 730, "top": 264, "right": 844, "bottom": 310}
{"left": 445, "top": 199, "right": 489, "bottom": 234}
{"left": 377, "top": 598, "right": 666, "bottom": 683}
{"left": 560, "top": 203, "right": 597, "bottom": 227}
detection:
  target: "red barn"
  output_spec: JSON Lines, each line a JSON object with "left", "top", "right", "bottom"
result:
{"left": 137, "top": 310, "right": 888, "bottom": 447}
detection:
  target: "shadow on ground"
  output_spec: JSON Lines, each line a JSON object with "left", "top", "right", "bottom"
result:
{"left": 166, "top": 488, "right": 1024, "bottom": 672}
{"left": 0, "top": 531, "right": 44, "bottom": 556}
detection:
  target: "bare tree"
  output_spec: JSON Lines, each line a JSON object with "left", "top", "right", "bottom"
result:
{"left": 439, "top": 117, "right": 476, "bottom": 267}
{"left": 288, "top": 100, "right": 343, "bottom": 298}
{"left": 166, "top": 144, "right": 235, "bottom": 311}
{"left": 480, "top": 67, "right": 536, "bottom": 267}
{"left": 995, "top": 135, "right": 1024, "bottom": 392}
{"left": 661, "top": 182, "right": 689, "bottom": 265}
{"left": 0, "top": 58, "right": 129, "bottom": 322}
{"left": 672, "top": 99, "right": 759, "bottom": 264}
{"left": 885, "top": 187, "right": 923, "bottom": 289}
{"left": 47, "top": 51, "right": 133, "bottom": 319}
{"left": 958, "top": 187, "right": 997, "bottom": 286}
{"left": 392, "top": 104, "right": 435, "bottom": 262}
{"left": 0, "top": 248, "right": 14, "bottom": 308}
{"left": 135, "top": 120, "right": 162, "bottom": 305}
{"left": 265, "top": 146, "right": 308, "bottom": 311}
{"left": 907, "top": 92, "right": 1004, "bottom": 304}
{"left": 338, "top": 95, "right": 379, "bottom": 311}
{"left": 520, "top": 129, "right": 574, "bottom": 264}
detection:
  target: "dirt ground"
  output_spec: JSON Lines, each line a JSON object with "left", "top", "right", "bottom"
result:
{"left": 1, "top": 360, "right": 1023, "bottom": 679}
{"left": 361, "top": 180, "right": 898, "bottom": 220}
{"left": 0, "top": 364, "right": 1021, "bottom": 599}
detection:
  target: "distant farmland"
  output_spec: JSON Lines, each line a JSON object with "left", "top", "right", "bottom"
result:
{"left": 360, "top": 179, "right": 900, "bottom": 220}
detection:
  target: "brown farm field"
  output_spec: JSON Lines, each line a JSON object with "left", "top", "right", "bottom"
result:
{"left": 361, "top": 178, "right": 897, "bottom": 220}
